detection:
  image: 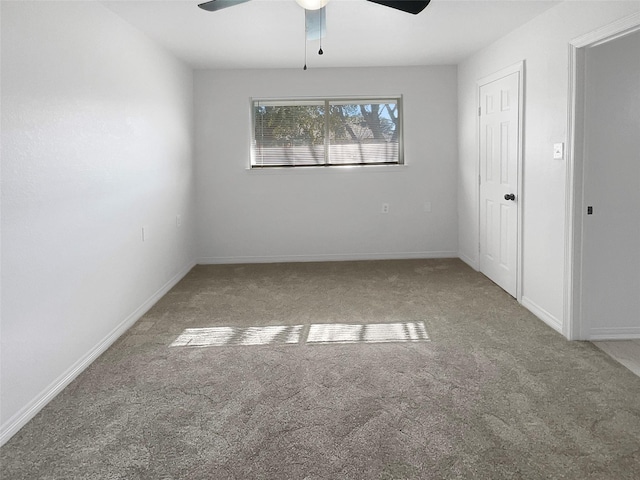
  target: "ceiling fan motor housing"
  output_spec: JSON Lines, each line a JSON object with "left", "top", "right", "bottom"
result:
{"left": 295, "top": 0, "right": 329, "bottom": 11}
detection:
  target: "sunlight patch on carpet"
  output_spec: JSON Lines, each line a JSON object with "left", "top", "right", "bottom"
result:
{"left": 170, "top": 325, "right": 303, "bottom": 347}
{"left": 170, "top": 321, "right": 429, "bottom": 348}
{"left": 307, "top": 322, "right": 429, "bottom": 344}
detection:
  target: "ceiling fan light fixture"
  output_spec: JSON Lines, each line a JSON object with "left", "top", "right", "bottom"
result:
{"left": 295, "top": 0, "right": 328, "bottom": 11}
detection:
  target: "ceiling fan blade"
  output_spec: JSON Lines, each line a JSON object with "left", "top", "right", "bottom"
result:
{"left": 366, "top": 0, "right": 430, "bottom": 15}
{"left": 198, "top": 0, "right": 252, "bottom": 12}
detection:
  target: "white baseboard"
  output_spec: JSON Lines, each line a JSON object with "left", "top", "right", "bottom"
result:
{"left": 458, "top": 251, "right": 479, "bottom": 271}
{"left": 588, "top": 327, "right": 640, "bottom": 341}
{"left": 521, "top": 296, "right": 564, "bottom": 335}
{"left": 197, "top": 251, "right": 458, "bottom": 265}
{"left": 0, "top": 261, "right": 196, "bottom": 447}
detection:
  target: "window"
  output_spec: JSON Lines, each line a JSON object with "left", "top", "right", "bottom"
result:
{"left": 251, "top": 97, "right": 403, "bottom": 168}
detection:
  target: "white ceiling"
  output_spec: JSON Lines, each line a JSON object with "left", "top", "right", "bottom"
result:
{"left": 102, "top": 0, "right": 561, "bottom": 69}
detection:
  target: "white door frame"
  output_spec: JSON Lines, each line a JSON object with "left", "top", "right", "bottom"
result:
{"left": 477, "top": 61, "right": 525, "bottom": 302}
{"left": 564, "top": 12, "right": 640, "bottom": 340}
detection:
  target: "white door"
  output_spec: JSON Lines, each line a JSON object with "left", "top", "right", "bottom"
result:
{"left": 479, "top": 71, "right": 520, "bottom": 297}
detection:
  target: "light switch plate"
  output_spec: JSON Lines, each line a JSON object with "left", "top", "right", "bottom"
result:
{"left": 553, "top": 143, "right": 564, "bottom": 159}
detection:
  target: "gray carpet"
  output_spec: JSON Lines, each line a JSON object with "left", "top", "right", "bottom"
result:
{"left": 2, "top": 259, "right": 639, "bottom": 479}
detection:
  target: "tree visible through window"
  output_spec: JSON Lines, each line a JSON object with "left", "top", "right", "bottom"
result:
{"left": 252, "top": 97, "right": 402, "bottom": 167}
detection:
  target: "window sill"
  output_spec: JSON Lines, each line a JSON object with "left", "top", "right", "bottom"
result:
{"left": 246, "top": 164, "right": 409, "bottom": 175}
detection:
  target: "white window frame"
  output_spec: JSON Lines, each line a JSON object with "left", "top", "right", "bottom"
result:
{"left": 250, "top": 96, "right": 404, "bottom": 169}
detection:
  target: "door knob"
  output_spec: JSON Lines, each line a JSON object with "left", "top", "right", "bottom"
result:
{"left": 504, "top": 193, "right": 515, "bottom": 201}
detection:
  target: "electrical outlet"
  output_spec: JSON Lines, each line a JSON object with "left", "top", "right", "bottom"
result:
{"left": 381, "top": 203, "right": 390, "bottom": 214}
{"left": 176, "top": 214, "right": 182, "bottom": 227}
{"left": 423, "top": 202, "right": 432, "bottom": 213}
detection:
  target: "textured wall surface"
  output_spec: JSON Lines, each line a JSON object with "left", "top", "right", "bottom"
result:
{"left": 194, "top": 66, "right": 458, "bottom": 263}
{"left": 1, "top": 1, "right": 195, "bottom": 440}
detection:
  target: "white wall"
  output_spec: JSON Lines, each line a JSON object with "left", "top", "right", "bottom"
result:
{"left": 1, "top": 1, "right": 195, "bottom": 443}
{"left": 582, "top": 30, "right": 640, "bottom": 339}
{"left": 195, "top": 66, "right": 458, "bottom": 263}
{"left": 457, "top": 1, "right": 640, "bottom": 334}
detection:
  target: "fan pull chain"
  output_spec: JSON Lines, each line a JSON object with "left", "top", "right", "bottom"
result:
{"left": 303, "top": 36, "right": 308, "bottom": 70}
{"left": 318, "top": 8, "right": 323, "bottom": 55}
{"left": 303, "top": 10, "right": 308, "bottom": 70}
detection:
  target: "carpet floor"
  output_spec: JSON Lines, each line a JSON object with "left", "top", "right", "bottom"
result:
{"left": 1, "top": 259, "right": 639, "bottom": 479}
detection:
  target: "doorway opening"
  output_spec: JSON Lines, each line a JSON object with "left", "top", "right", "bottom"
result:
{"left": 565, "top": 12, "right": 640, "bottom": 340}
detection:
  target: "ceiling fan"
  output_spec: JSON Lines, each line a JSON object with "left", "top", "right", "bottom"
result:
{"left": 198, "top": 0, "right": 431, "bottom": 68}
{"left": 197, "top": 1, "right": 431, "bottom": 16}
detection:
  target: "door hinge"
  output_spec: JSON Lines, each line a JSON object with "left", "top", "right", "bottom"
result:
{"left": 478, "top": 106, "right": 481, "bottom": 116}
